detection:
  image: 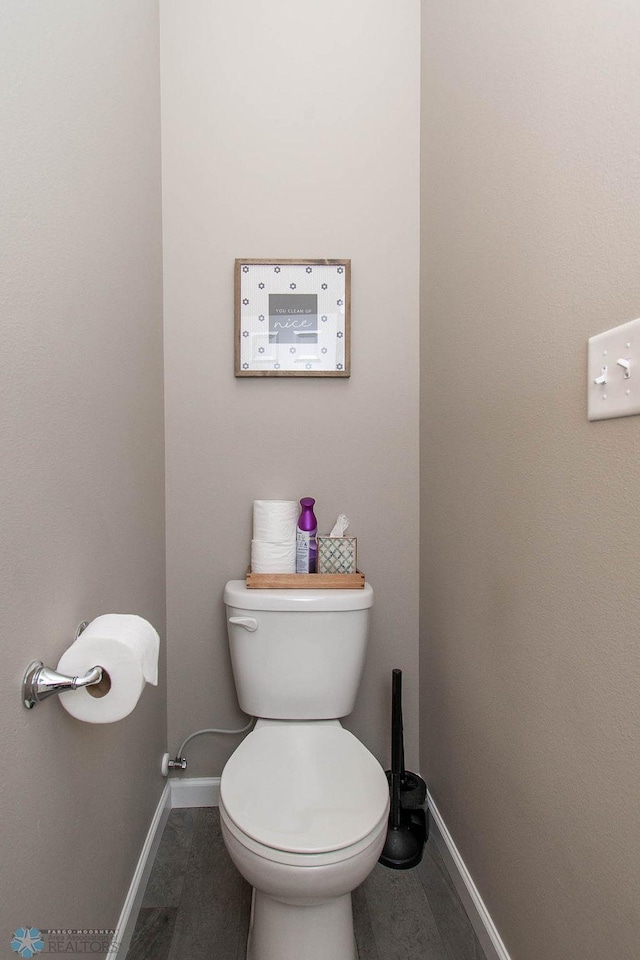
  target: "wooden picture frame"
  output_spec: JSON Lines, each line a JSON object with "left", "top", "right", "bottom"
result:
{"left": 235, "top": 258, "right": 351, "bottom": 377}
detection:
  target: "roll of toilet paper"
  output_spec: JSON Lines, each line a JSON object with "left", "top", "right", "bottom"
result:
{"left": 251, "top": 539, "right": 297, "bottom": 574}
{"left": 56, "top": 614, "right": 160, "bottom": 723}
{"left": 252, "top": 500, "right": 298, "bottom": 542}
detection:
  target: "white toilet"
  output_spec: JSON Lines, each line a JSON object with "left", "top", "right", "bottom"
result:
{"left": 220, "top": 580, "right": 390, "bottom": 960}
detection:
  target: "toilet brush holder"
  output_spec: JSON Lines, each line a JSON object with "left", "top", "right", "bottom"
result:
{"left": 379, "top": 668, "right": 428, "bottom": 870}
{"left": 385, "top": 769, "right": 427, "bottom": 810}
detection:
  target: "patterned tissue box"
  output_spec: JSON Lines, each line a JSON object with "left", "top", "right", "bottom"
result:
{"left": 317, "top": 536, "right": 357, "bottom": 574}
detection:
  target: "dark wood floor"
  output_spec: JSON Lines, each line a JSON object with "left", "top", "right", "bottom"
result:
{"left": 126, "top": 807, "right": 487, "bottom": 960}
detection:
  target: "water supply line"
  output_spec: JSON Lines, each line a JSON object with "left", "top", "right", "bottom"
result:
{"left": 162, "top": 718, "right": 254, "bottom": 776}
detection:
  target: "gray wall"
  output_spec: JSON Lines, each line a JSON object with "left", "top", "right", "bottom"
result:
{"left": 1, "top": 0, "right": 166, "bottom": 933}
{"left": 420, "top": 2, "right": 640, "bottom": 959}
{"left": 161, "top": 0, "right": 421, "bottom": 776}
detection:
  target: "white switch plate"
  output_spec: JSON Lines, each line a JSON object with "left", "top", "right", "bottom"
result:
{"left": 588, "top": 317, "right": 640, "bottom": 421}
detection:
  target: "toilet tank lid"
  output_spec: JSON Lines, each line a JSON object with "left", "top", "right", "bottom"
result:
{"left": 224, "top": 580, "right": 373, "bottom": 611}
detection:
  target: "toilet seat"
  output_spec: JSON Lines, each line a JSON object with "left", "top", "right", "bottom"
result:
{"left": 220, "top": 800, "right": 388, "bottom": 869}
{"left": 220, "top": 722, "right": 390, "bottom": 858}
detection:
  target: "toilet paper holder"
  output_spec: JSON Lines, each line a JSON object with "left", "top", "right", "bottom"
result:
{"left": 22, "top": 621, "right": 104, "bottom": 709}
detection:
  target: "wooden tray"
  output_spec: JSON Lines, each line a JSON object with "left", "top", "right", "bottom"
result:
{"left": 246, "top": 570, "right": 365, "bottom": 589}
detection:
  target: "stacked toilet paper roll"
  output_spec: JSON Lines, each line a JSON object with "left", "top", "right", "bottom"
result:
{"left": 251, "top": 500, "right": 298, "bottom": 573}
{"left": 56, "top": 614, "right": 160, "bottom": 723}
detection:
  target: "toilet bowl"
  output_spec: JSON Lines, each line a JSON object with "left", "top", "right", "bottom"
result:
{"left": 219, "top": 720, "right": 389, "bottom": 960}
{"left": 221, "top": 580, "right": 386, "bottom": 960}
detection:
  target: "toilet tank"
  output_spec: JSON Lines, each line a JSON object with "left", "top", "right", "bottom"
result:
{"left": 223, "top": 580, "right": 374, "bottom": 719}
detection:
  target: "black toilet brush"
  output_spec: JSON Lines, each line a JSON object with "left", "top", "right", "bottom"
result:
{"left": 379, "top": 668, "right": 428, "bottom": 870}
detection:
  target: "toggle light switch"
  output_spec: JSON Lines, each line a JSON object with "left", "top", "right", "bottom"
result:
{"left": 616, "top": 357, "right": 631, "bottom": 379}
{"left": 588, "top": 318, "right": 640, "bottom": 421}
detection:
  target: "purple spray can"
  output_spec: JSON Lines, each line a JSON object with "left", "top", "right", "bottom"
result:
{"left": 296, "top": 497, "right": 317, "bottom": 573}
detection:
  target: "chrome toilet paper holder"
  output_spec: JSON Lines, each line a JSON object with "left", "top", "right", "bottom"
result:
{"left": 22, "top": 621, "right": 104, "bottom": 709}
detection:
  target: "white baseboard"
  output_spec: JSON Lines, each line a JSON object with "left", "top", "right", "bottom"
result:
{"left": 112, "top": 782, "right": 172, "bottom": 960}
{"left": 169, "top": 775, "right": 220, "bottom": 808}
{"left": 427, "top": 792, "right": 512, "bottom": 960}
{"left": 113, "top": 778, "right": 509, "bottom": 960}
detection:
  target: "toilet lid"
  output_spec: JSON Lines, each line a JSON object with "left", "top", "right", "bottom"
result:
{"left": 220, "top": 724, "right": 390, "bottom": 855}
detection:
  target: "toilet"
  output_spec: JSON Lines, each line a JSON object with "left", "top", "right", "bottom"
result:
{"left": 220, "top": 580, "right": 390, "bottom": 960}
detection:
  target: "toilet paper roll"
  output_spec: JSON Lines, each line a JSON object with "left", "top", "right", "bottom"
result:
{"left": 56, "top": 614, "right": 160, "bottom": 723}
{"left": 251, "top": 539, "right": 297, "bottom": 574}
{"left": 252, "top": 500, "right": 298, "bottom": 543}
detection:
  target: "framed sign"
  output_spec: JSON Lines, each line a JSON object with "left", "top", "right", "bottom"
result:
{"left": 235, "top": 259, "right": 351, "bottom": 377}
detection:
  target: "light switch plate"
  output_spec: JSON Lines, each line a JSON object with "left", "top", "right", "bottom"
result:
{"left": 588, "top": 318, "right": 640, "bottom": 421}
